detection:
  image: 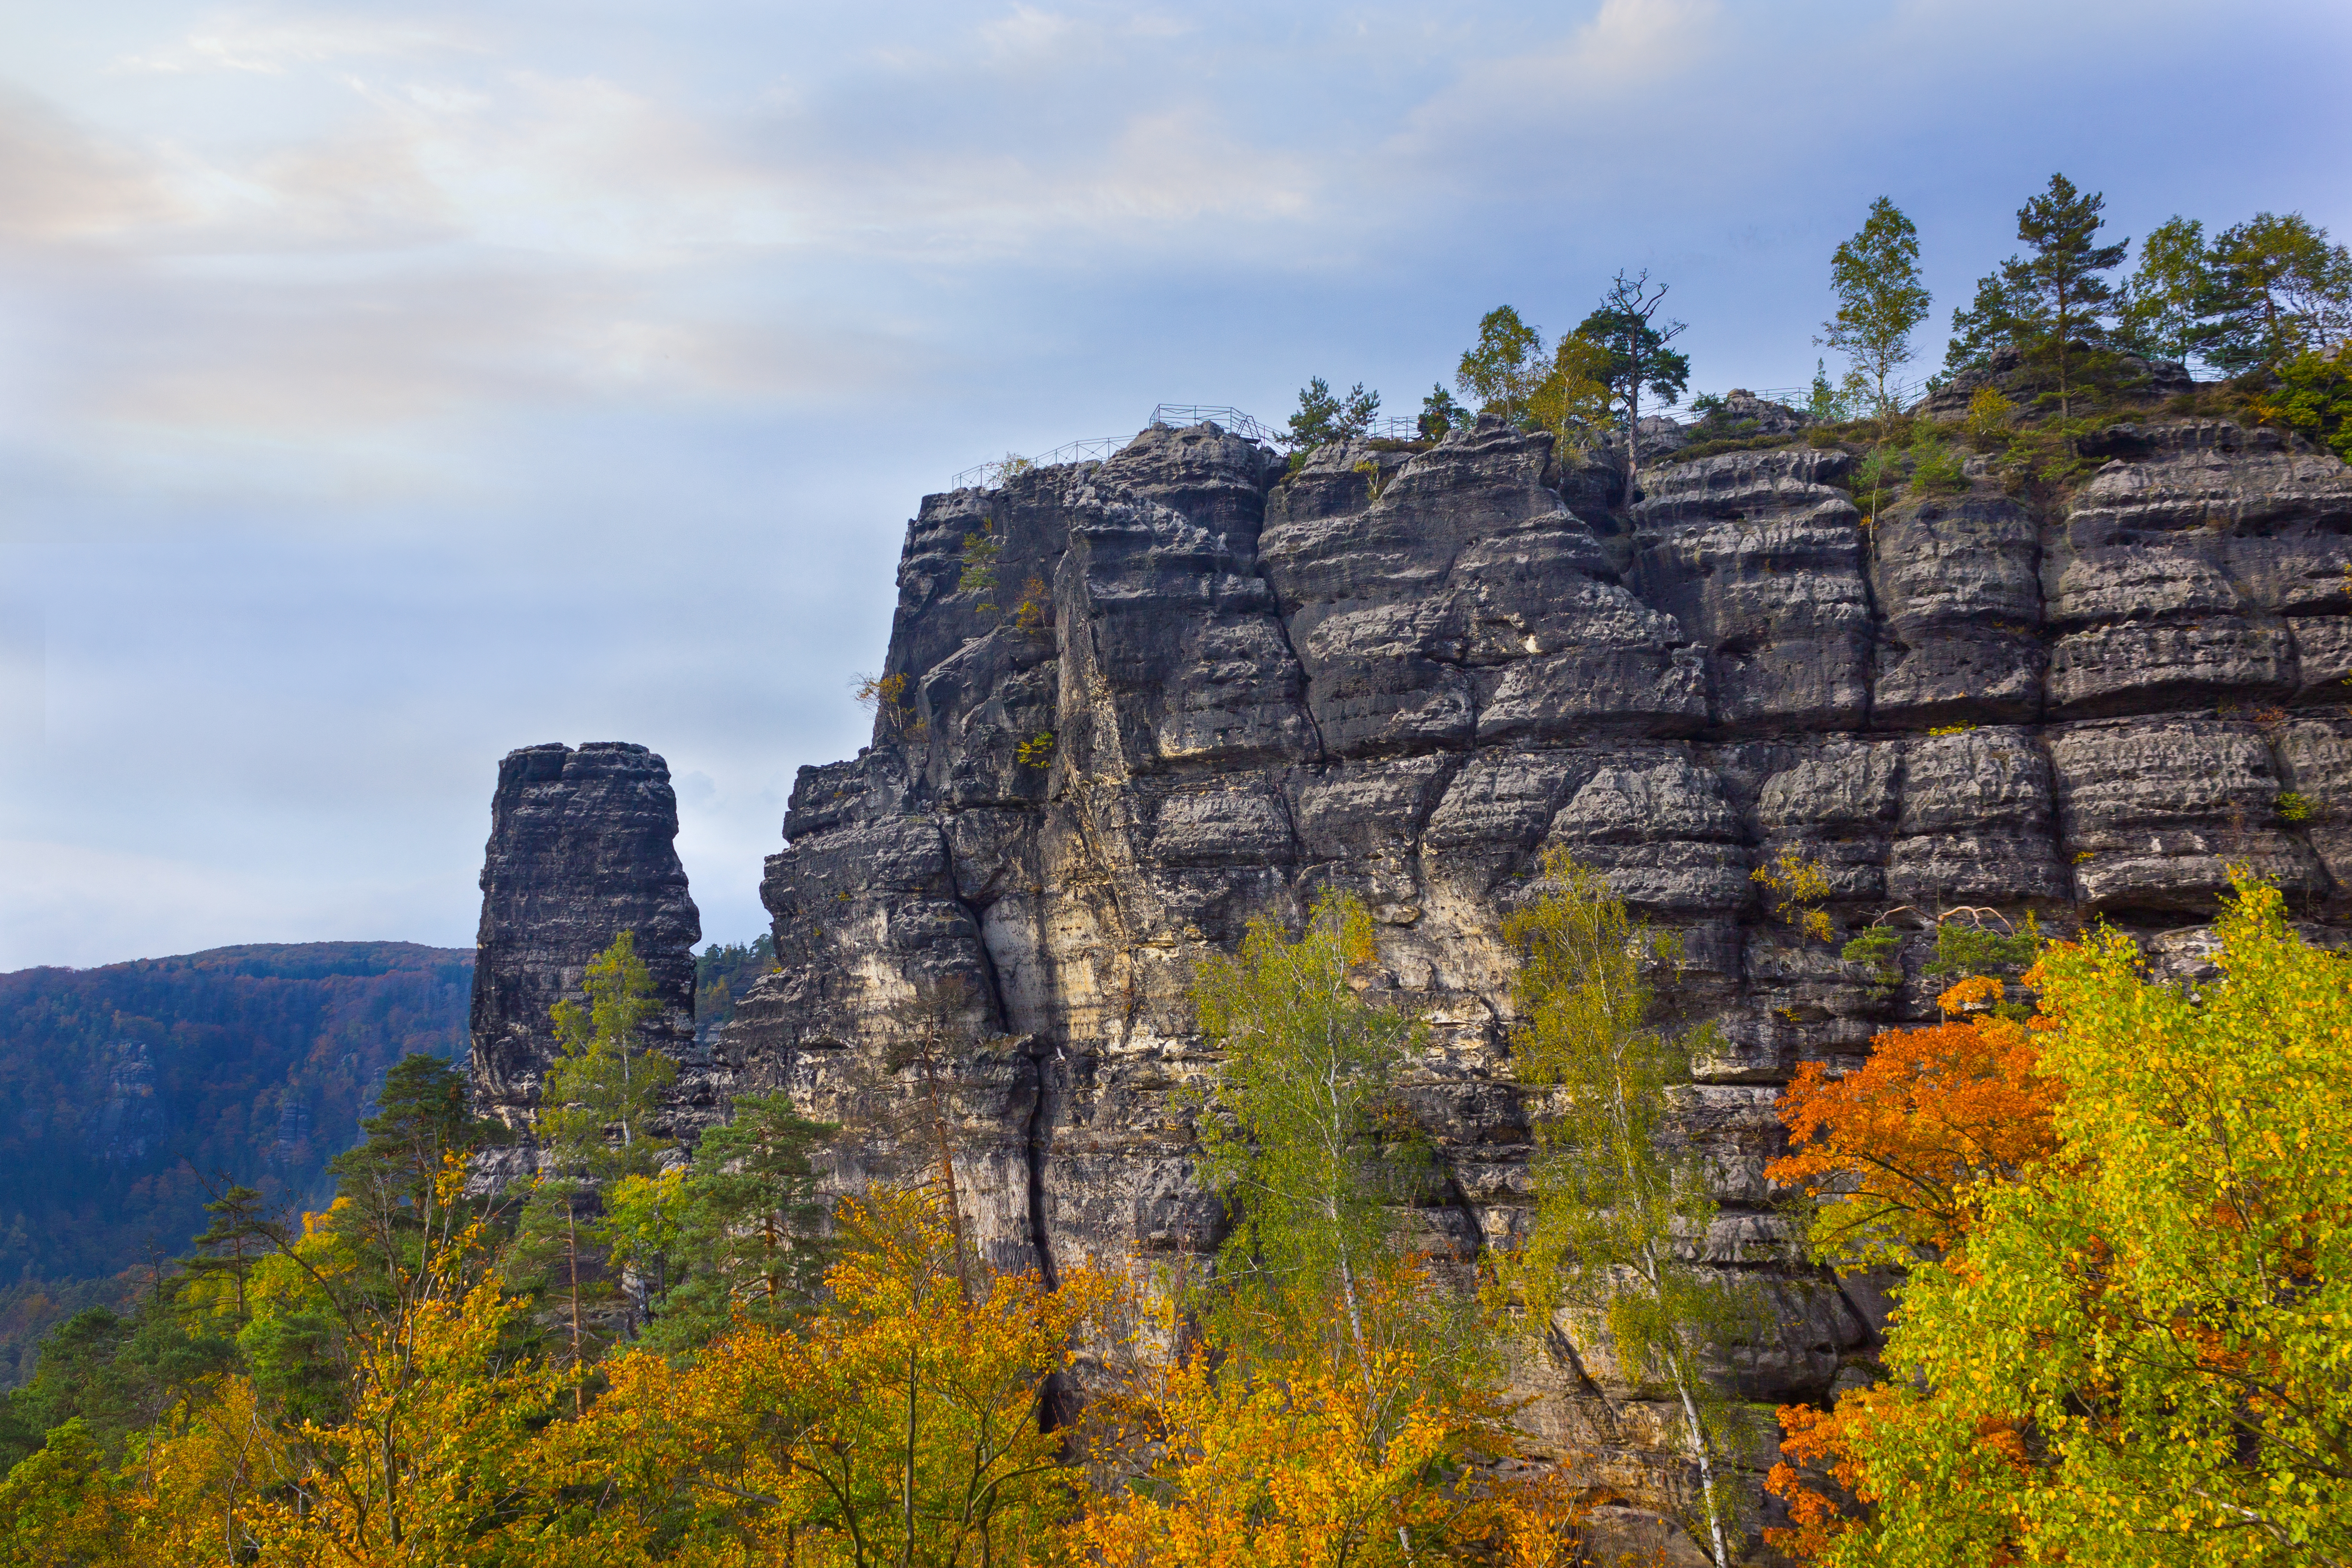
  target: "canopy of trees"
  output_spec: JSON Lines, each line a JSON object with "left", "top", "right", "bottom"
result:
{"left": 1768, "top": 879, "right": 2352, "bottom": 1567}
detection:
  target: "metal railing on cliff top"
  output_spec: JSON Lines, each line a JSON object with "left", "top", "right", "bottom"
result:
{"left": 949, "top": 404, "right": 1287, "bottom": 492}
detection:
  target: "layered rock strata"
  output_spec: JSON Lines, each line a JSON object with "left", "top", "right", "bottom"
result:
{"left": 468, "top": 741, "right": 704, "bottom": 1161}
{"left": 718, "top": 409, "right": 2352, "bottom": 1528}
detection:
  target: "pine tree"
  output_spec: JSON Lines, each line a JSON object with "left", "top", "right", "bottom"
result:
{"left": 176, "top": 1185, "right": 274, "bottom": 1325}
{"left": 1285, "top": 377, "right": 1381, "bottom": 451}
{"left": 523, "top": 931, "right": 679, "bottom": 1387}
{"left": 1822, "top": 197, "right": 1932, "bottom": 419}
{"left": 1417, "top": 382, "right": 1467, "bottom": 439}
{"left": 1943, "top": 259, "right": 2037, "bottom": 376}
{"left": 541, "top": 930, "right": 676, "bottom": 1181}
{"left": 2013, "top": 174, "right": 2128, "bottom": 415}
{"left": 618, "top": 1092, "right": 837, "bottom": 1352}
{"left": 1578, "top": 270, "right": 1691, "bottom": 495}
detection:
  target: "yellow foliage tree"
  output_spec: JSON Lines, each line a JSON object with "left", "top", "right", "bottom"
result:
{"left": 1071, "top": 1270, "right": 1534, "bottom": 1568}
{"left": 547, "top": 1185, "right": 1112, "bottom": 1567}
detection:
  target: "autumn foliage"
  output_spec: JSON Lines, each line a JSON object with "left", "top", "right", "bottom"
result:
{"left": 1768, "top": 977, "right": 2063, "bottom": 1268}
{"left": 1766, "top": 878, "right": 2352, "bottom": 1567}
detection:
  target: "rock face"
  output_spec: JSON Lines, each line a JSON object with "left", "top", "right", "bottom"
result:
{"left": 468, "top": 742, "right": 703, "bottom": 1149}
{"left": 718, "top": 412, "right": 2352, "bottom": 1524}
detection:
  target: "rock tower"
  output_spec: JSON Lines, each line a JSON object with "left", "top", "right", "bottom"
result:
{"left": 467, "top": 741, "right": 703, "bottom": 1157}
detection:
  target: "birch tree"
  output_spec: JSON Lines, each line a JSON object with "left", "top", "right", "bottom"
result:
{"left": 1499, "top": 849, "right": 1748, "bottom": 1568}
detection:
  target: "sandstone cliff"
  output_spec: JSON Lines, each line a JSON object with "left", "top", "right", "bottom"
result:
{"left": 468, "top": 741, "right": 704, "bottom": 1171}
{"left": 717, "top": 404, "right": 2352, "bottom": 1523}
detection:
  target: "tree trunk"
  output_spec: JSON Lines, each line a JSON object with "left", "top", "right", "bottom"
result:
{"left": 1627, "top": 370, "right": 1643, "bottom": 497}
{"left": 567, "top": 1195, "right": 585, "bottom": 1417}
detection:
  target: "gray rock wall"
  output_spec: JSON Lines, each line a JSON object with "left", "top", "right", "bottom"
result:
{"left": 720, "top": 409, "right": 2352, "bottom": 1521}
{"left": 467, "top": 741, "right": 703, "bottom": 1145}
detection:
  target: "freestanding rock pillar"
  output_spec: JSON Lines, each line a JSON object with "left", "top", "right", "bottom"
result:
{"left": 467, "top": 741, "right": 701, "bottom": 1144}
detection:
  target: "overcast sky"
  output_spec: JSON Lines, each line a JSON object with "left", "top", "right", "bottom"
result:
{"left": 3, "top": 0, "right": 2348, "bottom": 970}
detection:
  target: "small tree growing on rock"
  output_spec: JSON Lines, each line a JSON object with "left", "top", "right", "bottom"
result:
{"left": 1286, "top": 376, "right": 1381, "bottom": 451}
{"left": 1822, "top": 196, "right": 1932, "bottom": 421}
{"left": 1578, "top": 271, "right": 1691, "bottom": 496}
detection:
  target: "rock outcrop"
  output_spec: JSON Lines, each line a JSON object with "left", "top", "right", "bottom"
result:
{"left": 467, "top": 742, "right": 703, "bottom": 1159}
{"left": 715, "top": 409, "right": 2352, "bottom": 1529}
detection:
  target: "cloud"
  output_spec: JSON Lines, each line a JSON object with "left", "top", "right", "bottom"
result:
{"left": 115, "top": 14, "right": 482, "bottom": 76}
{"left": 1391, "top": 0, "right": 1728, "bottom": 157}
{"left": 0, "top": 90, "right": 190, "bottom": 243}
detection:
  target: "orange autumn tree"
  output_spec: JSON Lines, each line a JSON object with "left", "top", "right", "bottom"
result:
{"left": 1768, "top": 976, "right": 2063, "bottom": 1269}
{"left": 1762, "top": 974, "right": 2063, "bottom": 1558}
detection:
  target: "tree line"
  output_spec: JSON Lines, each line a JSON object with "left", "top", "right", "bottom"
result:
{"left": 1285, "top": 174, "right": 2352, "bottom": 478}
{"left": 8, "top": 855, "right": 2346, "bottom": 1563}
{"left": 0, "top": 878, "right": 1724, "bottom": 1565}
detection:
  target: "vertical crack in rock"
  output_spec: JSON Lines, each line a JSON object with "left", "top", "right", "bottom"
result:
{"left": 1023, "top": 1040, "right": 1059, "bottom": 1291}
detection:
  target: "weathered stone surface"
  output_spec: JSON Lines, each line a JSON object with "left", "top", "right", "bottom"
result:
{"left": 1629, "top": 448, "right": 1873, "bottom": 731}
{"left": 2052, "top": 717, "right": 2322, "bottom": 910}
{"left": 467, "top": 743, "right": 703, "bottom": 1151}
{"left": 1871, "top": 492, "right": 2043, "bottom": 726}
{"left": 662, "top": 411, "right": 2352, "bottom": 1536}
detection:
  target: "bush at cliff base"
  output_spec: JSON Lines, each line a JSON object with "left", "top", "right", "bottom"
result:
{"left": 1769, "top": 877, "right": 2352, "bottom": 1567}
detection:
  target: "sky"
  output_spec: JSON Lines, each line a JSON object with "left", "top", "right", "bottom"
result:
{"left": 3, "top": 0, "right": 2348, "bottom": 970}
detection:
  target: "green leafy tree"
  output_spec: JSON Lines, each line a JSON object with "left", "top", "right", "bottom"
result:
{"left": 1527, "top": 330, "right": 1616, "bottom": 452}
{"left": 1498, "top": 849, "right": 1748, "bottom": 1568}
{"left": 2260, "top": 345, "right": 2352, "bottom": 462}
{"left": 956, "top": 529, "right": 1002, "bottom": 610}
{"left": 614, "top": 1092, "right": 837, "bottom": 1352}
{"left": 1578, "top": 270, "right": 1691, "bottom": 495}
{"left": 2206, "top": 211, "right": 2352, "bottom": 373}
{"left": 1822, "top": 196, "right": 1932, "bottom": 419}
{"left": 1455, "top": 305, "right": 1546, "bottom": 426}
{"left": 2115, "top": 215, "right": 2216, "bottom": 363}
{"left": 1285, "top": 376, "right": 1381, "bottom": 451}
{"left": 0, "top": 1418, "right": 127, "bottom": 1563}
{"left": 1190, "top": 891, "right": 1425, "bottom": 1380}
{"left": 1417, "top": 382, "right": 1467, "bottom": 440}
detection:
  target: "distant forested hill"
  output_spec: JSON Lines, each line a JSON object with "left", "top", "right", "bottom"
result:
{"left": 0, "top": 942, "right": 471, "bottom": 1381}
